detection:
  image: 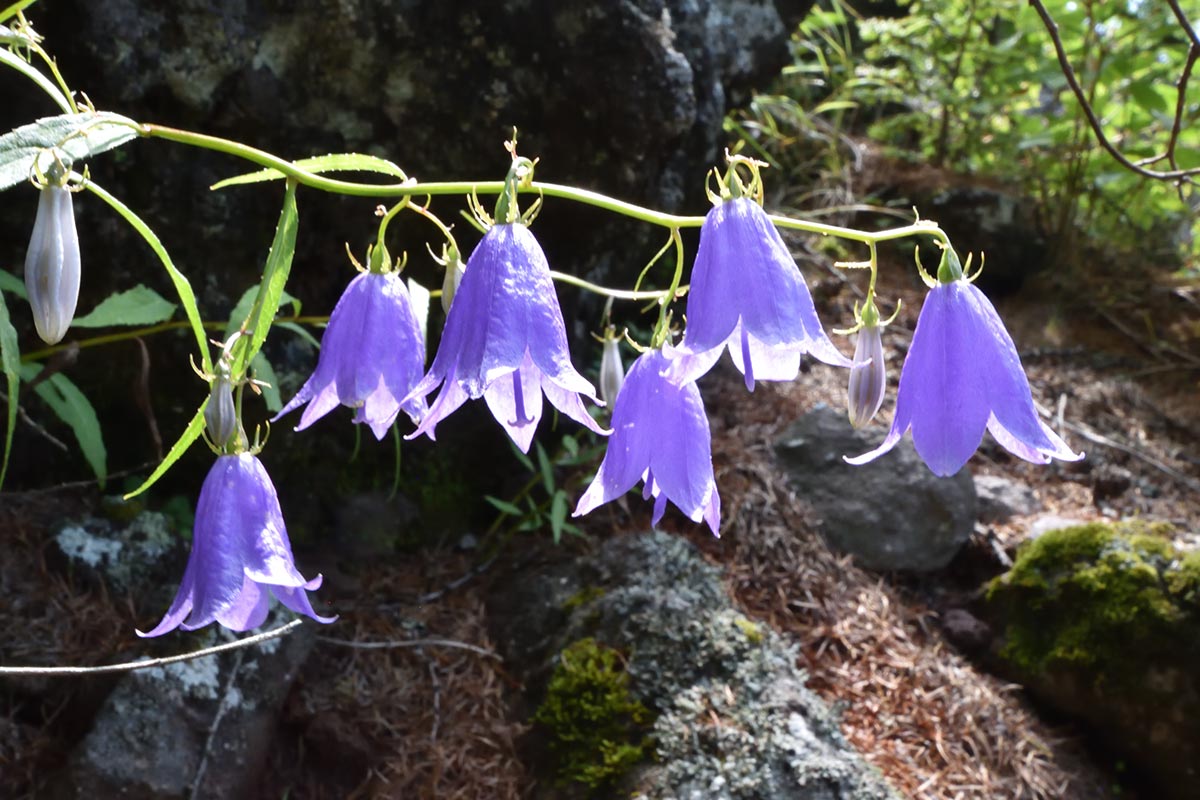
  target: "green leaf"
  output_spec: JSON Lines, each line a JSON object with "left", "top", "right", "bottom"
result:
{"left": 484, "top": 495, "right": 523, "bottom": 517}
{"left": 231, "top": 181, "right": 298, "bottom": 379}
{"left": 0, "top": 268, "right": 26, "bottom": 299}
{"left": 22, "top": 365, "right": 106, "bottom": 486}
{"left": 0, "top": 48, "right": 72, "bottom": 114}
{"left": 0, "top": 1, "right": 38, "bottom": 24}
{"left": 72, "top": 284, "right": 177, "bottom": 328}
{"left": 124, "top": 401, "right": 207, "bottom": 499}
{"left": 250, "top": 352, "right": 282, "bottom": 412}
{"left": 550, "top": 489, "right": 568, "bottom": 544}
{"left": 535, "top": 441, "right": 554, "bottom": 495}
{"left": 211, "top": 152, "right": 407, "bottom": 190}
{"left": 224, "top": 284, "right": 302, "bottom": 340}
{"left": 85, "top": 181, "right": 212, "bottom": 374}
{"left": 0, "top": 287, "right": 19, "bottom": 487}
{"left": 274, "top": 320, "right": 321, "bottom": 350}
{"left": 0, "top": 111, "right": 139, "bottom": 191}
{"left": 508, "top": 438, "right": 534, "bottom": 472}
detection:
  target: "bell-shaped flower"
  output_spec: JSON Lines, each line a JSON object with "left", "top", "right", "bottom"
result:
{"left": 846, "top": 270, "right": 1083, "bottom": 476}
{"left": 24, "top": 181, "right": 80, "bottom": 345}
{"left": 139, "top": 453, "right": 335, "bottom": 636}
{"left": 275, "top": 270, "right": 428, "bottom": 440}
{"left": 573, "top": 346, "right": 720, "bottom": 536}
{"left": 679, "top": 197, "right": 851, "bottom": 389}
{"left": 405, "top": 222, "right": 606, "bottom": 452}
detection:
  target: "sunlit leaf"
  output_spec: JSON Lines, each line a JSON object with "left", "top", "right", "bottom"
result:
{"left": 0, "top": 111, "right": 139, "bottom": 191}
{"left": 72, "top": 284, "right": 176, "bottom": 328}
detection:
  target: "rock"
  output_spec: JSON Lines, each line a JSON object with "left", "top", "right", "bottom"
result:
{"left": 52, "top": 510, "right": 183, "bottom": 596}
{"left": 1091, "top": 463, "right": 1133, "bottom": 504}
{"left": 982, "top": 521, "right": 1200, "bottom": 800}
{"left": 939, "top": 608, "right": 991, "bottom": 654}
{"left": 1026, "top": 514, "right": 1088, "bottom": 541}
{"left": 492, "top": 530, "right": 899, "bottom": 800}
{"left": 43, "top": 612, "right": 314, "bottom": 800}
{"left": 974, "top": 474, "right": 1040, "bottom": 523}
{"left": 774, "top": 404, "right": 976, "bottom": 571}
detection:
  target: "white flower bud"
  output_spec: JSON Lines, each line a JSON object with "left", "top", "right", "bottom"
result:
{"left": 847, "top": 323, "right": 886, "bottom": 428}
{"left": 440, "top": 257, "right": 465, "bottom": 316}
{"left": 599, "top": 333, "right": 625, "bottom": 406}
{"left": 24, "top": 183, "right": 81, "bottom": 345}
{"left": 204, "top": 376, "right": 238, "bottom": 448}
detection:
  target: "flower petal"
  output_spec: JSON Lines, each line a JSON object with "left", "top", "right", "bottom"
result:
{"left": 483, "top": 353, "right": 545, "bottom": 453}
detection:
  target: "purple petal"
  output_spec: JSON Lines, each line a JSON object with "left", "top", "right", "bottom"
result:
{"left": 407, "top": 372, "right": 470, "bottom": 442}
{"left": 682, "top": 198, "right": 851, "bottom": 377}
{"left": 274, "top": 577, "right": 338, "bottom": 624}
{"left": 211, "top": 575, "right": 271, "bottom": 632}
{"left": 483, "top": 353, "right": 545, "bottom": 453}
{"left": 573, "top": 349, "right": 720, "bottom": 536}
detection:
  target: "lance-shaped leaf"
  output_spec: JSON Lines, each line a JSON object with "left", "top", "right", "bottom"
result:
{"left": 0, "top": 111, "right": 140, "bottom": 191}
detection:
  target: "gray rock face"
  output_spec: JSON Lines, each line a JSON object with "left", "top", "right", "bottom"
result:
{"left": 974, "top": 474, "right": 1041, "bottom": 523}
{"left": 492, "top": 531, "right": 898, "bottom": 800}
{"left": 774, "top": 405, "right": 976, "bottom": 571}
{"left": 43, "top": 614, "right": 313, "bottom": 800}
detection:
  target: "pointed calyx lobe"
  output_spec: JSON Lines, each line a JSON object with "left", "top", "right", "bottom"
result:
{"left": 846, "top": 280, "right": 1082, "bottom": 476}
{"left": 406, "top": 223, "right": 605, "bottom": 452}
{"left": 680, "top": 197, "right": 850, "bottom": 389}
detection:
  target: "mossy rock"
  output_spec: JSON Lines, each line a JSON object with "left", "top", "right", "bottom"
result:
{"left": 983, "top": 521, "right": 1200, "bottom": 798}
{"left": 532, "top": 637, "right": 652, "bottom": 793}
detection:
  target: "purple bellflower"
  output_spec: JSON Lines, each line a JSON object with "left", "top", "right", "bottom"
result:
{"left": 405, "top": 222, "right": 606, "bottom": 452}
{"left": 275, "top": 270, "right": 428, "bottom": 440}
{"left": 680, "top": 197, "right": 852, "bottom": 389}
{"left": 139, "top": 453, "right": 335, "bottom": 636}
{"left": 573, "top": 346, "right": 721, "bottom": 537}
{"left": 846, "top": 257, "right": 1082, "bottom": 477}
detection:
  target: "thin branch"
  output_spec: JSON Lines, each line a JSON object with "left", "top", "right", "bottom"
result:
{"left": 315, "top": 635, "right": 500, "bottom": 660}
{"left": 1028, "top": 0, "right": 1200, "bottom": 182}
{"left": 0, "top": 619, "right": 303, "bottom": 676}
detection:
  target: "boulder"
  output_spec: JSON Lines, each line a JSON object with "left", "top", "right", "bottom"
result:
{"left": 774, "top": 404, "right": 976, "bottom": 571}
{"left": 491, "top": 530, "right": 899, "bottom": 799}
{"left": 43, "top": 612, "right": 314, "bottom": 800}
{"left": 974, "top": 474, "right": 1040, "bottom": 523}
{"left": 982, "top": 520, "right": 1200, "bottom": 800}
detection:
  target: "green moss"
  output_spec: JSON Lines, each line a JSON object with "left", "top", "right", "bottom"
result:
{"left": 734, "top": 616, "right": 765, "bottom": 644}
{"left": 987, "top": 521, "right": 1200, "bottom": 683}
{"left": 533, "top": 638, "right": 652, "bottom": 791}
{"left": 563, "top": 586, "right": 606, "bottom": 611}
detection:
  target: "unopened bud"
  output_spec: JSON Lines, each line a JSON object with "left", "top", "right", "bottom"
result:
{"left": 24, "top": 182, "right": 80, "bottom": 344}
{"left": 440, "top": 255, "right": 465, "bottom": 315}
{"left": 847, "top": 323, "right": 886, "bottom": 428}
{"left": 599, "top": 332, "right": 624, "bottom": 406}
{"left": 204, "top": 376, "right": 238, "bottom": 448}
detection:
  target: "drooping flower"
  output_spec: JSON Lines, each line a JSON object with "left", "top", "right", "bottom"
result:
{"left": 405, "top": 222, "right": 606, "bottom": 452}
{"left": 139, "top": 453, "right": 335, "bottom": 637}
{"left": 24, "top": 180, "right": 80, "bottom": 345}
{"left": 846, "top": 272, "right": 1083, "bottom": 476}
{"left": 573, "top": 346, "right": 721, "bottom": 536}
{"left": 275, "top": 270, "right": 428, "bottom": 440}
{"left": 679, "top": 197, "right": 851, "bottom": 388}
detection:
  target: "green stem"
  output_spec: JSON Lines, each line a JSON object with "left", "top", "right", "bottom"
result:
{"left": 141, "top": 124, "right": 952, "bottom": 248}
{"left": 20, "top": 315, "right": 329, "bottom": 364}
{"left": 548, "top": 270, "right": 678, "bottom": 301}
